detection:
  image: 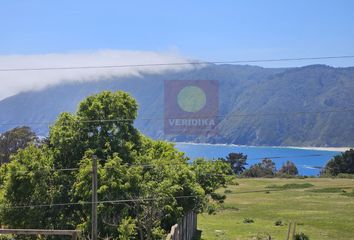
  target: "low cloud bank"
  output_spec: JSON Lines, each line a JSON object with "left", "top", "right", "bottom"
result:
{"left": 0, "top": 50, "right": 200, "bottom": 100}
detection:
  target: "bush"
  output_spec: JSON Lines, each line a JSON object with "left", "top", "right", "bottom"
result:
{"left": 337, "top": 173, "right": 354, "bottom": 179}
{"left": 342, "top": 189, "right": 354, "bottom": 197}
{"left": 243, "top": 218, "right": 254, "bottom": 223}
{"left": 295, "top": 232, "right": 310, "bottom": 240}
{"left": 228, "top": 180, "right": 239, "bottom": 186}
{"left": 274, "top": 219, "right": 283, "bottom": 226}
{"left": 224, "top": 189, "right": 232, "bottom": 194}
{"left": 0, "top": 236, "right": 13, "bottom": 240}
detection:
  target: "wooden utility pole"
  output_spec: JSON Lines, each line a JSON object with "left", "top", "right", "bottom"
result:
{"left": 92, "top": 155, "right": 98, "bottom": 240}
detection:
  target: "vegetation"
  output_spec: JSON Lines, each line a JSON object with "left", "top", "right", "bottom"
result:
{"left": 336, "top": 173, "right": 354, "bottom": 179}
{"left": 307, "top": 187, "right": 344, "bottom": 193}
{"left": 219, "top": 153, "right": 247, "bottom": 175}
{"left": 265, "top": 183, "right": 314, "bottom": 190}
{"left": 2, "top": 65, "right": 354, "bottom": 147}
{"left": 295, "top": 232, "right": 310, "bottom": 240}
{"left": 274, "top": 220, "right": 283, "bottom": 226}
{"left": 0, "top": 126, "right": 38, "bottom": 165}
{"left": 243, "top": 218, "right": 254, "bottom": 224}
{"left": 220, "top": 153, "right": 303, "bottom": 179}
{"left": 342, "top": 189, "right": 354, "bottom": 197}
{"left": 278, "top": 161, "right": 298, "bottom": 176}
{"left": 322, "top": 149, "right": 354, "bottom": 176}
{"left": 198, "top": 178, "right": 354, "bottom": 240}
{"left": 243, "top": 158, "right": 276, "bottom": 177}
{"left": 0, "top": 91, "right": 231, "bottom": 239}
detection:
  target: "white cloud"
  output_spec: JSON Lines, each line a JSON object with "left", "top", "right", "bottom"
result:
{"left": 0, "top": 50, "right": 201, "bottom": 100}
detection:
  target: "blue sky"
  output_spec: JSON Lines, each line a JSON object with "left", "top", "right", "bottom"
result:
{"left": 1, "top": 0, "right": 354, "bottom": 67}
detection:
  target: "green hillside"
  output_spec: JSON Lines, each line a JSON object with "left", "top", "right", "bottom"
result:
{"left": 0, "top": 64, "right": 353, "bottom": 146}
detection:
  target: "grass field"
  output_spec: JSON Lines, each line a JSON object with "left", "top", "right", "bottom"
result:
{"left": 198, "top": 178, "right": 354, "bottom": 240}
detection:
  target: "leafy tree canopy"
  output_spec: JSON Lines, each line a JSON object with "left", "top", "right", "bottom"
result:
{"left": 243, "top": 158, "right": 276, "bottom": 178}
{"left": 220, "top": 152, "right": 247, "bottom": 175}
{"left": 322, "top": 149, "right": 354, "bottom": 176}
{"left": 0, "top": 126, "right": 38, "bottom": 165}
{"left": 0, "top": 91, "right": 231, "bottom": 239}
{"left": 278, "top": 161, "right": 298, "bottom": 176}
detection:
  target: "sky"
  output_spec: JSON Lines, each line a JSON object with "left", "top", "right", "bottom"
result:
{"left": 0, "top": 0, "right": 354, "bottom": 99}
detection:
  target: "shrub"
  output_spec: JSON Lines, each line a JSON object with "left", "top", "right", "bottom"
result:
{"left": 295, "top": 232, "right": 310, "bottom": 240}
{"left": 243, "top": 218, "right": 254, "bottom": 223}
{"left": 342, "top": 189, "right": 354, "bottom": 197}
{"left": 228, "top": 180, "right": 238, "bottom": 185}
{"left": 337, "top": 173, "right": 354, "bottom": 179}
{"left": 0, "top": 236, "right": 13, "bottom": 240}
{"left": 274, "top": 220, "right": 283, "bottom": 226}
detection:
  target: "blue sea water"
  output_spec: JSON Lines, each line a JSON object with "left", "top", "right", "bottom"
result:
{"left": 174, "top": 142, "right": 342, "bottom": 176}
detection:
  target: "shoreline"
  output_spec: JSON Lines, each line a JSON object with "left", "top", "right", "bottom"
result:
{"left": 289, "top": 146, "right": 350, "bottom": 152}
{"left": 172, "top": 141, "right": 351, "bottom": 152}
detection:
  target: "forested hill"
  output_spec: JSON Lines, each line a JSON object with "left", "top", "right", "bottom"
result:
{"left": 0, "top": 64, "right": 353, "bottom": 147}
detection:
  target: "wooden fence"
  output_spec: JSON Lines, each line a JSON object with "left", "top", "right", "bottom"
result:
{"left": 166, "top": 211, "right": 197, "bottom": 240}
{"left": 0, "top": 229, "right": 79, "bottom": 240}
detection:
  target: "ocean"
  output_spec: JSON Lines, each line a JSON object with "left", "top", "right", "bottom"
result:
{"left": 174, "top": 142, "right": 342, "bottom": 176}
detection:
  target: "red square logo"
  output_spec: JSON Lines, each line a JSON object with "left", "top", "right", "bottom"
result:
{"left": 164, "top": 80, "right": 219, "bottom": 135}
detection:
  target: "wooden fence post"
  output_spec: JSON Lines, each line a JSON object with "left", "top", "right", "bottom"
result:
{"left": 72, "top": 231, "right": 78, "bottom": 240}
{"left": 165, "top": 211, "right": 197, "bottom": 240}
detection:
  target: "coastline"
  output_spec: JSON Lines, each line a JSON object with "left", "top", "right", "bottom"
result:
{"left": 172, "top": 141, "right": 350, "bottom": 152}
{"left": 289, "top": 146, "right": 350, "bottom": 152}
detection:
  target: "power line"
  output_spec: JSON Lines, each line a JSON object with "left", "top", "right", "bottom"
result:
{"left": 0, "top": 109, "right": 353, "bottom": 126}
{"left": 2, "top": 167, "right": 80, "bottom": 174}
{"left": 0, "top": 55, "right": 354, "bottom": 72}
{"left": 0, "top": 195, "right": 200, "bottom": 210}
{"left": 2, "top": 152, "right": 339, "bottom": 174}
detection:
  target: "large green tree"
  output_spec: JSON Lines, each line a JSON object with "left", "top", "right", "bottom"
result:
{"left": 0, "top": 126, "right": 38, "bottom": 165}
{"left": 220, "top": 153, "right": 247, "bottom": 175}
{"left": 243, "top": 158, "right": 276, "bottom": 177}
{"left": 0, "top": 91, "right": 230, "bottom": 239}
{"left": 278, "top": 161, "right": 298, "bottom": 176}
{"left": 322, "top": 149, "right": 354, "bottom": 176}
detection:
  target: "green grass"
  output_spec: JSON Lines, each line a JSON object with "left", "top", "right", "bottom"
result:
{"left": 307, "top": 187, "right": 345, "bottom": 193}
{"left": 342, "top": 189, "right": 354, "bottom": 197}
{"left": 198, "top": 178, "right": 354, "bottom": 240}
{"left": 265, "top": 183, "right": 314, "bottom": 190}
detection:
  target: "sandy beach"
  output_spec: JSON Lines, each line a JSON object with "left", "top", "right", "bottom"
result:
{"left": 289, "top": 146, "right": 351, "bottom": 152}
{"left": 174, "top": 142, "right": 351, "bottom": 152}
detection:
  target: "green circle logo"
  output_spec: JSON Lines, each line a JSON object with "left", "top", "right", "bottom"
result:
{"left": 177, "top": 86, "right": 206, "bottom": 112}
